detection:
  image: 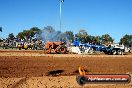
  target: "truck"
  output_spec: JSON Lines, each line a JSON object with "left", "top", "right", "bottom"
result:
{"left": 102, "top": 43, "right": 125, "bottom": 55}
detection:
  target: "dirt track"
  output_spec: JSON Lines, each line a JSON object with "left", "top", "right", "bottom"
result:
{"left": 0, "top": 50, "right": 132, "bottom": 88}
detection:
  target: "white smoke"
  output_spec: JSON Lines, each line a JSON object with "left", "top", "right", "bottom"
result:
{"left": 36, "top": 26, "right": 73, "bottom": 44}
{"left": 41, "top": 30, "right": 62, "bottom": 42}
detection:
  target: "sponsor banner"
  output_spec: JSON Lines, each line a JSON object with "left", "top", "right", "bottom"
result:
{"left": 76, "top": 74, "right": 131, "bottom": 85}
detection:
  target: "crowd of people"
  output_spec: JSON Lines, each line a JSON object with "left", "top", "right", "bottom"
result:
{"left": 0, "top": 38, "right": 44, "bottom": 50}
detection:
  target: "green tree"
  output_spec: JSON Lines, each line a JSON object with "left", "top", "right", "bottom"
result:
{"left": 30, "top": 27, "right": 40, "bottom": 32}
{"left": 85, "top": 35, "right": 93, "bottom": 43}
{"left": 43, "top": 26, "right": 55, "bottom": 33}
{"left": 30, "top": 27, "right": 41, "bottom": 37}
{"left": 85, "top": 35, "right": 101, "bottom": 44}
{"left": 101, "top": 34, "right": 114, "bottom": 44}
{"left": 77, "top": 29, "right": 88, "bottom": 37}
{"left": 23, "top": 30, "right": 29, "bottom": 39}
{"left": 75, "top": 29, "right": 88, "bottom": 43}
{"left": 120, "top": 34, "right": 132, "bottom": 47}
{"left": 0, "top": 38, "right": 2, "bottom": 42}
{"left": 16, "top": 27, "right": 41, "bottom": 40}
{"left": 8, "top": 33, "right": 15, "bottom": 40}
{"left": 16, "top": 32, "right": 24, "bottom": 39}
{"left": 0, "top": 27, "right": 2, "bottom": 32}
{"left": 41, "top": 26, "right": 56, "bottom": 41}
{"left": 92, "top": 36, "right": 101, "bottom": 44}
{"left": 63, "top": 31, "right": 74, "bottom": 42}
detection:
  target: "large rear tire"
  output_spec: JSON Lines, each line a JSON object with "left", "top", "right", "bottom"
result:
{"left": 45, "top": 48, "right": 51, "bottom": 54}
{"left": 60, "top": 46, "right": 67, "bottom": 54}
{"left": 57, "top": 45, "right": 67, "bottom": 54}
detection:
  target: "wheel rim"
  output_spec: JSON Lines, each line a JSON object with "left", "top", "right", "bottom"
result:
{"left": 60, "top": 47, "right": 66, "bottom": 54}
{"left": 117, "top": 50, "right": 122, "bottom": 55}
{"left": 112, "top": 50, "right": 116, "bottom": 55}
{"left": 46, "top": 49, "right": 51, "bottom": 54}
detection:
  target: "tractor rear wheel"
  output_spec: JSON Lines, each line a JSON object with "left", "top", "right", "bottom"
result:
{"left": 57, "top": 46, "right": 67, "bottom": 54}
{"left": 45, "top": 48, "right": 51, "bottom": 54}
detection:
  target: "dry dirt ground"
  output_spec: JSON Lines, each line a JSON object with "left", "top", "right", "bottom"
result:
{"left": 0, "top": 50, "right": 132, "bottom": 88}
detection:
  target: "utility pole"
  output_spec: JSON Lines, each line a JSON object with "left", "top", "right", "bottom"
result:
{"left": 60, "top": 0, "right": 64, "bottom": 32}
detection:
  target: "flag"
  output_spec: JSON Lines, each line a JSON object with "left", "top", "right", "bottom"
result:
{"left": 61, "top": 0, "right": 64, "bottom": 3}
{"left": 0, "top": 27, "right": 2, "bottom": 32}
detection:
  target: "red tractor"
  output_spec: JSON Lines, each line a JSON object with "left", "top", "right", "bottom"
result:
{"left": 44, "top": 42, "right": 67, "bottom": 54}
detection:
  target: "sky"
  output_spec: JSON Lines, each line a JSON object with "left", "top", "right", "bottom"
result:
{"left": 0, "top": 0, "right": 132, "bottom": 42}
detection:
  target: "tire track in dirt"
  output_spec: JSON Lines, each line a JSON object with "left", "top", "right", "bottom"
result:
{"left": 11, "top": 77, "right": 29, "bottom": 88}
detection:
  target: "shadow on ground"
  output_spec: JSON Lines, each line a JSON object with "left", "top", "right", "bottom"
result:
{"left": 46, "top": 70, "right": 64, "bottom": 76}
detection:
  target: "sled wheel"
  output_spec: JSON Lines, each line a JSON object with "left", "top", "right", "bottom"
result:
{"left": 112, "top": 50, "right": 116, "bottom": 55}
{"left": 117, "top": 50, "right": 123, "bottom": 55}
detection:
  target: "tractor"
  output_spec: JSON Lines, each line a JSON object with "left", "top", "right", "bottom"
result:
{"left": 44, "top": 42, "right": 67, "bottom": 54}
{"left": 102, "top": 43, "right": 125, "bottom": 55}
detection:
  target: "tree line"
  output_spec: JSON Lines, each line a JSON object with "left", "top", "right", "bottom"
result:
{"left": 1, "top": 26, "right": 132, "bottom": 47}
